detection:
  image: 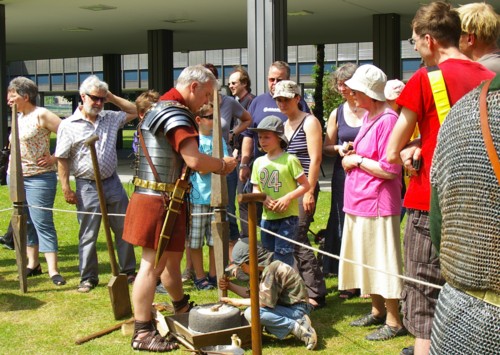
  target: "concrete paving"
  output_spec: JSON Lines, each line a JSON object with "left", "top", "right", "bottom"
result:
{"left": 116, "top": 148, "right": 335, "bottom": 193}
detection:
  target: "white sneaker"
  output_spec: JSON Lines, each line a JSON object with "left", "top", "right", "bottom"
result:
{"left": 181, "top": 268, "right": 194, "bottom": 283}
{"left": 292, "top": 315, "right": 317, "bottom": 350}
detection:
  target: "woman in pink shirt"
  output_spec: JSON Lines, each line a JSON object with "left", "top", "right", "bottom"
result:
{"left": 338, "top": 65, "right": 405, "bottom": 341}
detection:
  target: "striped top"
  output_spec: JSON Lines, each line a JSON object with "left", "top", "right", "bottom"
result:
{"left": 286, "top": 116, "right": 310, "bottom": 176}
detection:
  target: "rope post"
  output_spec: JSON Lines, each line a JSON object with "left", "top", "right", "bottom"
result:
{"left": 9, "top": 104, "right": 28, "bottom": 293}
{"left": 210, "top": 90, "right": 230, "bottom": 299}
{"left": 238, "top": 192, "right": 266, "bottom": 355}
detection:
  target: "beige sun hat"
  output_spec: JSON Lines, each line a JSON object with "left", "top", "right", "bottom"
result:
{"left": 345, "top": 64, "right": 387, "bottom": 101}
{"left": 384, "top": 79, "right": 406, "bottom": 100}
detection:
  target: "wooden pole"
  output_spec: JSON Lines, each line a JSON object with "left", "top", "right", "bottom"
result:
{"left": 210, "top": 90, "right": 229, "bottom": 299}
{"left": 9, "top": 104, "right": 28, "bottom": 293}
{"left": 75, "top": 317, "right": 134, "bottom": 345}
{"left": 237, "top": 192, "right": 266, "bottom": 355}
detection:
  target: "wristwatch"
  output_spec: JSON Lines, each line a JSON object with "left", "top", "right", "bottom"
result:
{"left": 239, "top": 163, "right": 249, "bottom": 169}
{"left": 356, "top": 156, "right": 364, "bottom": 167}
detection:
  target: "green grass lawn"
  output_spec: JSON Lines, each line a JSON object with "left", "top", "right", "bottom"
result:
{"left": 0, "top": 154, "right": 413, "bottom": 354}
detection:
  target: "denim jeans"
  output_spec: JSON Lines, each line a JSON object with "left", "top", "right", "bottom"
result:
{"left": 244, "top": 302, "right": 311, "bottom": 339}
{"left": 226, "top": 168, "right": 240, "bottom": 240}
{"left": 260, "top": 216, "right": 298, "bottom": 267}
{"left": 13, "top": 172, "right": 58, "bottom": 252}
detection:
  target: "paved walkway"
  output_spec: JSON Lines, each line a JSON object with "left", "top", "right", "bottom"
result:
{"left": 116, "top": 148, "right": 335, "bottom": 192}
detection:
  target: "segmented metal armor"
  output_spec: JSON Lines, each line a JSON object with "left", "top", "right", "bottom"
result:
{"left": 134, "top": 101, "right": 196, "bottom": 196}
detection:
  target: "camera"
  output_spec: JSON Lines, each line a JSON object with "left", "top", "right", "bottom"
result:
{"left": 342, "top": 142, "right": 354, "bottom": 153}
{"left": 412, "top": 158, "right": 421, "bottom": 171}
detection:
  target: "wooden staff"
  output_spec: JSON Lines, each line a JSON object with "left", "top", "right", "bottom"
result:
{"left": 237, "top": 192, "right": 266, "bottom": 355}
{"left": 75, "top": 317, "right": 134, "bottom": 345}
{"left": 210, "top": 90, "right": 230, "bottom": 299}
{"left": 9, "top": 104, "right": 28, "bottom": 293}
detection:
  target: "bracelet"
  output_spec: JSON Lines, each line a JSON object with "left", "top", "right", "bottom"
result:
{"left": 216, "top": 158, "right": 226, "bottom": 175}
{"left": 239, "top": 163, "right": 248, "bottom": 169}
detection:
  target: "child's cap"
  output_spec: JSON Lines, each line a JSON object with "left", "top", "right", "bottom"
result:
{"left": 248, "top": 115, "right": 288, "bottom": 147}
{"left": 225, "top": 238, "right": 273, "bottom": 272}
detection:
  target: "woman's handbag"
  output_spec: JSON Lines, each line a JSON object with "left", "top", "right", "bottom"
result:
{"left": 0, "top": 145, "right": 10, "bottom": 185}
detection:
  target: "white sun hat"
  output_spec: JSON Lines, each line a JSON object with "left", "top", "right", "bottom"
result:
{"left": 345, "top": 64, "right": 387, "bottom": 101}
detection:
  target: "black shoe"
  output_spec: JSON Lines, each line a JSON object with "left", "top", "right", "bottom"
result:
{"left": 0, "top": 235, "right": 14, "bottom": 250}
{"left": 350, "top": 313, "right": 386, "bottom": 327}
{"left": 365, "top": 324, "right": 408, "bottom": 341}
{"left": 26, "top": 264, "right": 42, "bottom": 277}
{"left": 400, "top": 346, "right": 415, "bottom": 355}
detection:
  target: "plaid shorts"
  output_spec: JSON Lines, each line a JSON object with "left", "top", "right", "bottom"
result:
{"left": 187, "top": 204, "right": 214, "bottom": 249}
{"left": 401, "top": 209, "right": 445, "bottom": 339}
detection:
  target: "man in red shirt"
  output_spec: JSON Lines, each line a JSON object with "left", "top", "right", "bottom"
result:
{"left": 123, "top": 65, "right": 237, "bottom": 352}
{"left": 386, "top": 2, "right": 494, "bottom": 355}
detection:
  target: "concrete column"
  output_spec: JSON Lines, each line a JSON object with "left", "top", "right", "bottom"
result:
{"left": 0, "top": 5, "right": 8, "bottom": 148}
{"left": 103, "top": 53, "right": 124, "bottom": 148}
{"left": 373, "top": 13, "right": 401, "bottom": 80}
{"left": 147, "top": 30, "right": 174, "bottom": 94}
{"left": 247, "top": 0, "right": 287, "bottom": 95}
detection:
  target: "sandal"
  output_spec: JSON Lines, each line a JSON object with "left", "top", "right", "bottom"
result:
{"left": 127, "top": 272, "right": 137, "bottom": 284}
{"left": 309, "top": 296, "right": 326, "bottom": 311}
{"left": 131, "top": 330, "right": 179, "bottom": 352}
{"left": 365, "top": 324, "right": 408, "bottom": 341}
{"left": 207, "top": 274, "right": 217, "bottom": 288}
{"left": 27, "top": 264, "right": 42, "bottom": 277}
{"left": 50, "top": 274, "right": 66, "bottom": 286}
{"left": 172, "top": 294, "right": 196, "bottom": 314}
{"left": 193, "top": 276, "right": 215, "bottom": 291}
{"left": 339, "top": 289, "right": 360, "bottom": 299}
{"left": 77, "top": 279, "right": 97, "bottom": 293}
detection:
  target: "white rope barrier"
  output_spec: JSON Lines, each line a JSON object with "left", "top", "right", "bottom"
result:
{"left": 0, "top": 203, "right": 442, "bottom": 290}
{"left": 227, "top": 211, "right": 443, "bottom": 290}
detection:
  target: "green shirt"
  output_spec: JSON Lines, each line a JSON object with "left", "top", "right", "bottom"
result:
{"left": 251, "top": 152, "right": 304, "bottom": 220}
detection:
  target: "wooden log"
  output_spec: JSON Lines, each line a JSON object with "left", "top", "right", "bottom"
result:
{"left": 211, "top": 90, "right": 229, "bottom": 299}
{"left": 8, "top": 104, "right": 28, "bottom": 293}
{"left": 238, "top": 193, "right": 265, "bottom": 355}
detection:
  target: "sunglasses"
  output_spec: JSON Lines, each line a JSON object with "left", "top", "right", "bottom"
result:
{"left": 201, "top": 114, "right": 213, "bottom": 120}
{"left": 86, "top": 93, "right": 106, "bottom": 103}
{"left": 268, "top": 77, "right": 283, "bottom": 83}
{"left": 229, "top": 81, "right": 239, "bottom": 86}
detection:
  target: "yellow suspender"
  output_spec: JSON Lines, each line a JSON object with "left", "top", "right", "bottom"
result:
{"left": 427, "top": 66, "right": 451, "bottom": 125}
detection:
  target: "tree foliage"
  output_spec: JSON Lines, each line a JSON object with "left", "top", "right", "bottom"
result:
{"left": 311, "top": 62, "right": 343, "bottom": 131}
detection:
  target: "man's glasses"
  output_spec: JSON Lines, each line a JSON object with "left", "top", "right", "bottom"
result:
{"left": 268, "top": 78, "right": 283, "bottom": 83}
{"left": 408, "top": 38, "right": 416, "bottom": 46}
{"left": 86, "top": 93, "right": 106, "bottom": 103}
{"left": 201, "top": 114, "right": 213, "bottom": 120}
{"left": 229, "top": 81, "right": 239, "bottom": 86}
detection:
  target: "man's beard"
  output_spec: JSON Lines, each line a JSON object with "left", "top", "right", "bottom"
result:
{"left": 83, "top": 102, "right": 102, "bottom": 116}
